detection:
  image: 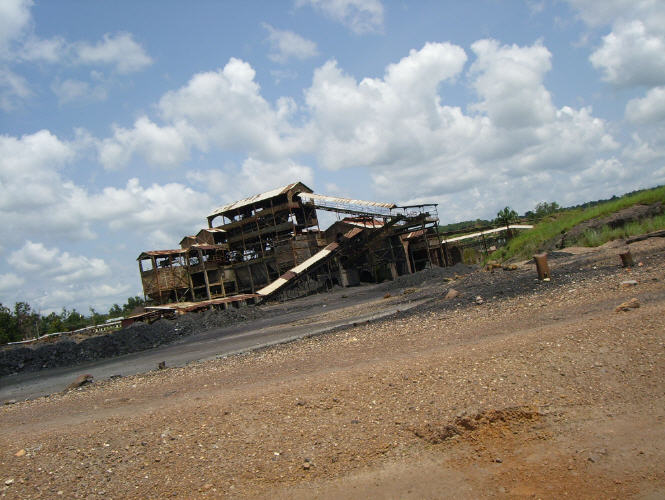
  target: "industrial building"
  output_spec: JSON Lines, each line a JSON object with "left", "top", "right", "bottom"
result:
{"left": 137, "top": 182, "right": 446, "bottom": 306}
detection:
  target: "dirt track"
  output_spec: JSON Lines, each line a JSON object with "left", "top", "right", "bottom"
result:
{"left": 1, "top": 239, "right": 664, "bottom": 499}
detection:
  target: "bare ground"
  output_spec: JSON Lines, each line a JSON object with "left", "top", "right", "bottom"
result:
{"left": 1, "top": 239, "right": 664, "bottom": 499}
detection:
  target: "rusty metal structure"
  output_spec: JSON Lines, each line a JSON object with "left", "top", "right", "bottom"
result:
{"left": 137, "top": 181, "right": 446, "bottom": 307}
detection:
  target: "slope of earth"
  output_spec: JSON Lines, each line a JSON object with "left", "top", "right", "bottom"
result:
{"left": 0, "top": 238, "right": 664, "bottom": 499}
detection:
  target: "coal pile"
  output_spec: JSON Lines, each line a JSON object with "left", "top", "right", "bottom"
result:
{"left": 0, "top": 308, "right": 255, "bottom": 377}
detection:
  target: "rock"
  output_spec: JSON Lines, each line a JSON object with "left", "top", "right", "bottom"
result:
{"left": 303, "top": 462, "right": 311, "bottom": 470}
{"left": 621, "top": 280, "right": 638, "bottom": 287}
{"left": 157, "top": 361, "right": 166, "bottom": 370}
{"left": 485, "top": 261, "right": 501, "bottom": 271}
{"left": 66, "top": 374, "right": 93, "bottom": 390}
{"left": 475, "top": 295, "right": 484, "bottom": 305}
{"left": 383, "top": 293, "right": 391, "bottom": 299}
{"left": 4, "top": 399, "right": 16, "bottom": 405}
{"left": 615, "top": 297, "right": 640, "bottom": 312}
{"left": 4, "top": 479, "right": 14, "bottom": 486}
{"left": 444, "top": 289, "right": 460, "bottom": 299}
{"left": 14, "top": 449, "right": 26, "bottom": 457}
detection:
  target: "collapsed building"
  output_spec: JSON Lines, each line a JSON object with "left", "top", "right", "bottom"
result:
{"left": 137, "top": 182, "right": 447, "bottom": 307}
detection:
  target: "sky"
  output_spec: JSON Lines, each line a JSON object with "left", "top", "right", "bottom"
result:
{"left": 1, "top": 0, "right": 664, "bottom": 314}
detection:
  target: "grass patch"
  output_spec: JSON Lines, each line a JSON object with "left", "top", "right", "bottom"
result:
{"left": 574, "top": 214, "right": 665, "bottom": 247}
{"left": 490, "top": 185, "right": 665, "bottom": 262}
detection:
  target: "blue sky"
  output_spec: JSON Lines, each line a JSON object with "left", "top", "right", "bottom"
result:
{"left": 1, "top": 0, "right": 664, "bottom": 313}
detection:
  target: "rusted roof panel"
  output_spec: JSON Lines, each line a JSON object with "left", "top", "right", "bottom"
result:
{"left": 208, "top": 182, "right": 313, "bottom": 218}
{"left": 137, "top": 249, "right": 186, "bottom": 259}
{"left": 299, "top": 192, "right": 396, "bottom": 210}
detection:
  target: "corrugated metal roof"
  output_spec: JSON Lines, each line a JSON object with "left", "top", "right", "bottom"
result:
{"left": 208, "top": 182, "right": 312, "bottom": 218}
{"left": 299, "top": 192, "right": 396, "bottom": 210}
{"left": 138, "top": 249, "right": 186, "bottom": 259}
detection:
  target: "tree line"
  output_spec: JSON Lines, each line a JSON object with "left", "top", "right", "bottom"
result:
{"left": 0, "top": 296, "right": 145, "bottom": 345}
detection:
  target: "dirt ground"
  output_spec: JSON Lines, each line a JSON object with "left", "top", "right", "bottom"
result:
{"left": 1, "top": 238, "right": 664, "bottom": 499}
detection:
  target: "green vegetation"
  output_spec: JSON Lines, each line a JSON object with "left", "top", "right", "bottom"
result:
{"left": 491, "top": 185, "right": 665, "bottom": 262}
{"left": 0, "top": 296, "right": 145, "bottom": 345}
{"left": 575, "top": 214, "right": 665, "bottom": 247}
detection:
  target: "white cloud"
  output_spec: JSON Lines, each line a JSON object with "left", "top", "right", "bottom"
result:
{"left": 626, "top": 86, "right": 665, "bottom": 123}
{"left": 263, "top": 23, "right": 318, "bottom": 63}
{"left": 51, "top": 78, "right": 108, "bottom": 104}
{"left": 302, "top": 39, "right": 624, "bottom": 218}
{"left": 0, "top": 130, "right": 212, "bottom": 247}
{"left": 0, "top": 0, "right": 32, "bottom": 56}
{"left": 8, "top": 241, "right": 110, "bottom": 283}
{"left": 296, "top": 0, "right": 384, "bottom": 34}
{"left": 20, "top": 35, "right": 66, "bottom": 62}
{"left": 99, "top": 116, "right": 191, "bottom": 169}
{"left": 305, "top": 42, "right": 468, "bottom": 170}
{"left": 470, "top": 40, "right": 555, "bottom": 128}
{"left": 566, "top": 0, "right": 665, "bottom": 29}
{"left": 0, "top": 273, "right": 25, "bottom": 293}
{"left": 0, "top": 66, "right": 31, "bottom": 110}
{"left": 74, "top": 32, "right": 153, "bottom": 74}
{"left": 590, "top": 20, "right": 665, "bottom": 87}
{"left": 100, "top": 58, "right": 305, "bottom": 169}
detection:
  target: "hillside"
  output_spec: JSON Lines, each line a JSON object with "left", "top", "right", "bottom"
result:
{"left": 491, "top": 185, "right": 665, "bottom": 262}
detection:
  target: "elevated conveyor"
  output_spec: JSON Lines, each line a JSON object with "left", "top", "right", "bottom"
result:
{"left": 256, "top": 227, "right": 364, "bottom": 300}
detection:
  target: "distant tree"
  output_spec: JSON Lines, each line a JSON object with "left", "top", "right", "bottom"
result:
{"left": 89, "top": 307, "right": 106, "bottom": 326}
{"left": 534, "top": 201, "right": 560, "bottom": 219}
{"left": 122, "top": 296, "right": 145, "bottom": 316}
{"left": 40, "top": 312, "right": 64, "bottom": 334}
{"left": 0, "top": 303, "right": 20, "bottom": 344}
{"left": 14, "top": 302, "right": 39, "bottom": 340}
{"left": 61, "top": 308, "right": 88, "bottom": 331}
{"left": 108, "top": 304, "right": 123, "bottom": 318}
{"left": 495, "top": 206, "right": 519, "bottom": 239}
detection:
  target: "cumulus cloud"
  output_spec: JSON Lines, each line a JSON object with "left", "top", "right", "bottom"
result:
{"left": 73, "top": 32, "right": 153, "bottom": 74}
{"left": 626, "top": 86, "right": 665, "bottom": 123}
{"left": 100, "top": 58, "right": 305, "bottom": 169}
{"left": 263, "top": 23, "right": 318, "bottom": 63}
{"left": 470, "top": 40, "right": 555, "bottom": 128}
{"left": 305, "top": 42, "right": 468, "bottom": 170}
{"left": 0, "top": 273, "right": 25, "bottom": 293}
{"left": 0, "top": 0, "right": 32, "bottom": 56}
{"left": 590, "top": 20, "right": 665, "bottom": 87}
{"left": 296, "top": 0, "right": 384, "bottom": 34}
{"left": 0, "top": 130, "right": 212, "bottom": 247}
{"left": 8, "top": 241, "right": 110, "bottom": 283}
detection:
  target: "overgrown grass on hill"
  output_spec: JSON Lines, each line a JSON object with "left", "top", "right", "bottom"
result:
{"left": 576, "top": 214, "right": 665, "bottom": 247}
{"left": 491, "top": 185, "right": 665, "bottom": 262}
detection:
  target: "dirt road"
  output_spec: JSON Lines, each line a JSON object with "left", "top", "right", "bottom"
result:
{"left": 1, "top": 239, "right": 664, "bottom": 499}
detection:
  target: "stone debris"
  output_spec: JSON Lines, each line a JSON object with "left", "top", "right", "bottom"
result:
{"left": 14, "top": 449, "right": 26, "bottom": 457}
{"left": 66, "top": 374, "right": 93, "bottom": 390}
{"left": 621, "top": 280, "right": 638, "bottom": 287}
{"left": 444, "top": 289, "right": 460, "bottom": 299}
{"left": 615, "top": 298, "right": 640, "bottom": 312}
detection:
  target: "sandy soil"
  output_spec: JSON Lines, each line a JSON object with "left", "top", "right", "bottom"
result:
{"left": 1, "top": 238, "right": 664, "bottom": 499}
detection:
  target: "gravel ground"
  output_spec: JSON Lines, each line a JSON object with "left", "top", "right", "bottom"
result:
{"left": 1, "top": 238, "right": 664, "bottom": 499}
